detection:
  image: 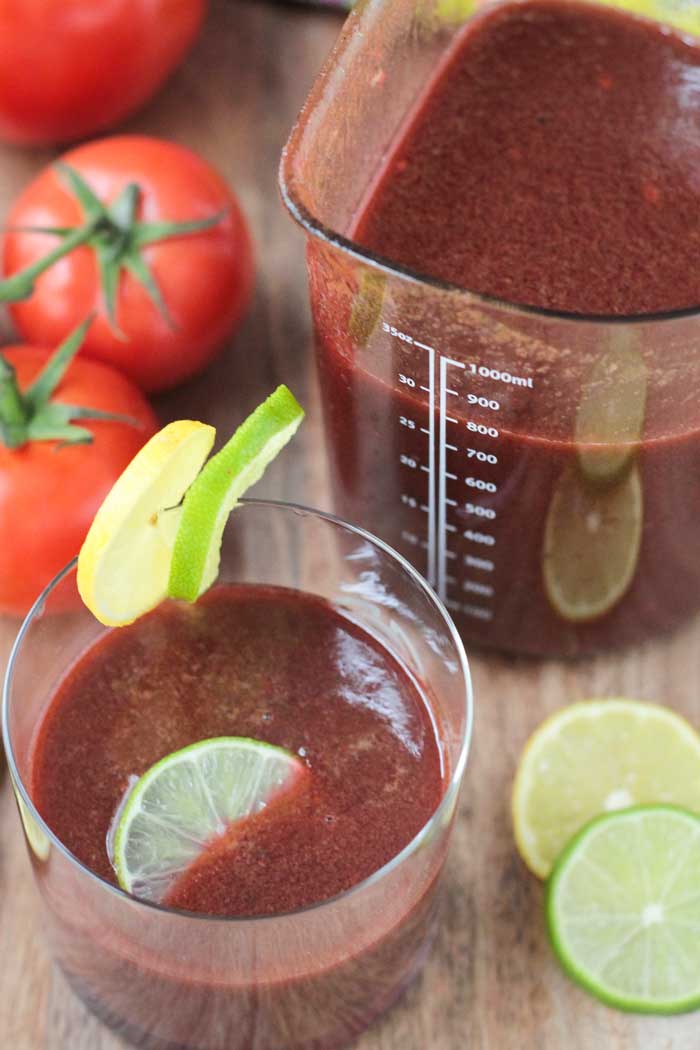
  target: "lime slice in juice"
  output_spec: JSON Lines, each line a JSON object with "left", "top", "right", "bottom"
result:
{"left": 77, "top": 420, "right": 216, "bottom": 626}
{"left": 542, "top": 463, "right": 642, "bottom": 623}
{"left": 113, "top": 737, "right": 305, "bottom": 902}
{"left": 168, "top": 385, "right": 304, "bottom": 602}
{"left": 512, "top": 699, "right": 700, "bottom": 879}
{"left": 547, "top": 805, "right": 700, "bottom": 1014}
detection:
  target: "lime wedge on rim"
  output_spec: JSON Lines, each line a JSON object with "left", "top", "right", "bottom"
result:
{"left": 112, "top": 736, "right": 305, "bottom": 903}
{"left": 77, "top": 420, "right": 216, "bottom": 626}
{"left": 168, "top": 385, "right": 304, "bottom": 602}
{"left": 547, "top": 805, "right": 700, "bottom": 1014}
{"left": 512, "top": 699, "right": 700, "bottom": 879}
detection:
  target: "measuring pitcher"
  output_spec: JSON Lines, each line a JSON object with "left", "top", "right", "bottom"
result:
{"left": 280, "top": 0, "right": 700, "bottom": 657}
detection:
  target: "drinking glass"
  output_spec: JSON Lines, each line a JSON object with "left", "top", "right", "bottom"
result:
{"left": 3, "top": 499, "right": 473, "bottom": 1050}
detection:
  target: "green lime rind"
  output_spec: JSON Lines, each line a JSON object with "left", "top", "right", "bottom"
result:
{"left": 113, "top": 735, "right": 303, "bottom": 902}
{"left": 168, "top": 385, "right": 304, "bottom": 602}
{"left": 547, "top": 805, "right": 700, "bottom": 1015}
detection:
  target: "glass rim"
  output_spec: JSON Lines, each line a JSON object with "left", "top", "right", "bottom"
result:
{"left": 278, "top": 1, "right": 700, "bottom": 328}
{"left": 2, "top": 497, "right": 474, "bottom": 926}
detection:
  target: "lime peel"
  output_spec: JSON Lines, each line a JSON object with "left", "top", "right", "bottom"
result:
{"left": 168, "top": 385, "right": 305, "bottom": 603}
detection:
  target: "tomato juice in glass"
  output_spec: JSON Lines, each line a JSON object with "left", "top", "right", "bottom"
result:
{"left": 3, "top": 500, "right": 472, "bottom": 1050}
{"left": 281, "top": 0, "right": 700, "bottom": 657}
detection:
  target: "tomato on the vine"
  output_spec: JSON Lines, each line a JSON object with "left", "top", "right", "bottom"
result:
{"left": 0, "top": 321, "right": 158, "bottom": 616}
{"left": 0, "top": 1, "right": 206, "bottom": 145}
{"left": 2, "top": 136, "right": 255, "bottom": 392}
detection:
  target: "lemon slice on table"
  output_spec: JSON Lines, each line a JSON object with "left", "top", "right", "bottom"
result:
{"left": 113, "top": 737, "right": 305, "bottom": 903}
{"left": 542, "top": 463, "right": 642, "bottom": 623}
{"left": 168, "top": 385, "right": 304, "bottom": 602}
{"left": 548, "top": 806, "right": 700, "bottom": 1014}
{"left": 77, "top": 421, "right": 215, "bottom": 626}
{"left": 512, "top": 699, "right": 700, "bottom": 879}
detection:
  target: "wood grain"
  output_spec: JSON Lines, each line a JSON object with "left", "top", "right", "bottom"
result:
{"left": 1, "top": 2, "right": 700, "bottom": 1048}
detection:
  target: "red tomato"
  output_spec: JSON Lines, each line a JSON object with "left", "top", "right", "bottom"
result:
{"left": 0, "top": 1, "right": 206, "bottom": 145}
{"left": 0, "top": 346, "right": 158, "bottom": 616}
{"left": 3, "top": 136, "right": 255, "bottom": 392}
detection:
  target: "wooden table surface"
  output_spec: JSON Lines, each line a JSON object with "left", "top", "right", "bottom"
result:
{"left": 2, "top": 2, "right": 700, "bottom": 1047}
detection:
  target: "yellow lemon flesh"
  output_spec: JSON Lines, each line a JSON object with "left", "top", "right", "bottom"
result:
{"left": 77, "top": 420, "right": 216, "bottom": 626}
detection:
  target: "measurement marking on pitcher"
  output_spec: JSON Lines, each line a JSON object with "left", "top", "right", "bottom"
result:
{"left": 387, "top": 322, "right": 539, "bottom": 620}
{"left": 438, "top": 356, "right": 466, "bottom": 598}
{"left": 466, "top": 362, "right": 534, "bottom": 389}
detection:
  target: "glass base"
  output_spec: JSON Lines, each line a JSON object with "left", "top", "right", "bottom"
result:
{"left": 60, "top": 922, "right": 436, "bottom": 1050}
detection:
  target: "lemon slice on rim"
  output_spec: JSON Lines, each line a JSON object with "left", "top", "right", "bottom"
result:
{"left": 77, "top": 420, "right": 215, "bottom": 626}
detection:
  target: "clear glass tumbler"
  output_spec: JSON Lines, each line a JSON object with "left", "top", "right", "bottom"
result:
{"left": 280, "top": 0, "right": 700, "bottom": 658}
{"left": 3, "top": 499, "right": 473, "bottom": 1050}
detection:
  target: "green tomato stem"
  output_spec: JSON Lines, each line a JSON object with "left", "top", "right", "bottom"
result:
{"left": 0, "top": 218, "right": 101, "bottom": 303}
{"left": 0, "top": 162, "right": 228, "bottom": 334}
{"left": 0, "top": 318, "right": 142, "bottom": 451}
{"left": 0, "top": 355, "right": 29, "bottom": 449}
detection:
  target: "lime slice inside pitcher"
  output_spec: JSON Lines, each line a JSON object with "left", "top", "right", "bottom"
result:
{"left": 543, "top": 464, "right": 642, "bottom": 623}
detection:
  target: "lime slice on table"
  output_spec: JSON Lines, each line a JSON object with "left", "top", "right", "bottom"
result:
{"left": 77, "top": 420, "right": 216, "bottom": 626}
{"left": 168, "top": 385, "right": 304, "bottom": 602}
{"left": 542, "top": 463, "right": 642, "bottom": 623}
{"left": 512, "top": 699, "right": 700, "bottom": 879}
{"left": 113, "top": 737, "right": 305, "bottom": 903}
{"left": 548, "top": 805, "right": 700, "bottom": 1014}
